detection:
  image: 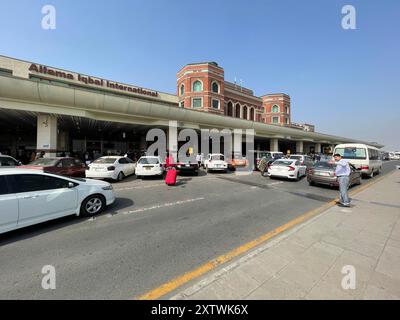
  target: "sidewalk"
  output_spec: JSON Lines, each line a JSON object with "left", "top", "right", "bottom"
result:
{"left": 171, "top": 169, "right": 400, "bottom": 300}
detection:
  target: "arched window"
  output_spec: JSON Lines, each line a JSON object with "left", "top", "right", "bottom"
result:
{"left": 272, "top": 105, "right": 279, "bottom": 113}
{"left": 193, "top": 80, "right": 202, "bottom": 92}
{"left": 235, "top": 103, "right": 241, "bottom": 118}
{"left": 243, "top": 106, "right": 248, "bottom": 120}
{"left": 180, "top": 84, "right": 185, "bottom": 96}
{"left": 227, "top": 101, "right": 233, "bottom": 116}
{"left": 250, "top": 108, "right": 255, "bottom": 121}
{"left": 285, "top": 105, "right": 289, "bottom": 114}
{"left": 212, "top": 81, "right": 219, "bottom": 93}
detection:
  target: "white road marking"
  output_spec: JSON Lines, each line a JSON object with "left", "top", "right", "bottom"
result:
{"left": 118, "top": 197, "right": 205, "bottom": 216}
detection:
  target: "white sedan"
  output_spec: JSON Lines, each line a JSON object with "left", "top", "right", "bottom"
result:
{"left": 204, "top": 153, "right": 228, "bottom": 173}
{"left": 0, "top": 168, "right": 116, "bottom": 235}
{"left": 135, "top": 156, "right": 165, "bottom": 178}
{"left": 267, "top": 159, "right": 306, "bottom": 181}
{"left": 86, "top": 156, "right": 136, "bottom": 181}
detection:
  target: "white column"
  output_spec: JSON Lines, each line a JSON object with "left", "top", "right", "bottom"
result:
{"left": 270, "top": 138, "right": 279, "bottom": 152}
{"left": 168, "top": 120, "right": 178, "bottom": 162}
{"left": 37, "top": 114, "right": 58, "bottom": 157}
{"left": 296, "top": 141, "right": 304, "bottom": 154}
{"left": 315, "top": 143, "right": 322, "bottom": 153}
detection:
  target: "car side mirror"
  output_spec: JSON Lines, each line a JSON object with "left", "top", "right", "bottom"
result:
{"left": 68, "top": 182, "right": 75, "bottom": 188}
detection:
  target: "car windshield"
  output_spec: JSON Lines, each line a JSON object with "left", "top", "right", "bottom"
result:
{"left": 258, "top": 152, "right": 271, "bottom": 158}
{"left": 93, "top": 158, "right": 117, "bottom": 164}
{"left": 138, "top": 157, "right": 159, "bottom": 164}
{"left": 29, "top": 159, "right": 58, "bottom": 166}
{"left": 211, "top": 155, "right": 224, "bottom": 161}
{"left": 289, "top": 156, "right": 302, "bottom": 160}
{"left": 335, "top": 147, "right": 367, "bottom": 160}
{"left": 273, "top": 160, "right": 294, "bottom": 166}
{"left": 313, "top": 161, "right": 335, "bottom": 169}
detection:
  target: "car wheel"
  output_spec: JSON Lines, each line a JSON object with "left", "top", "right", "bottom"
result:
{"left": 368, "top": 171, "right": 374, "bottom": 178}
{"left": 309, "top": 180, "right": 315, "bottom": 186}
{"left": 80, "top": 195, "right": 106, "bottom": 216}
{"left": 296, "top": 172, "right": 300, "bottom": 181}
{"left": 117, "top": 171, "right": 125, "bottom": 181}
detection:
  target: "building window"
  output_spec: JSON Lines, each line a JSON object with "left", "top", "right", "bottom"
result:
{"left": 180, "top": 84, "right": 185, "bottom": 96}
{"left": 212, "top": 99, "right": 220, "bottom": 109}
{"left": 272, "top": 116, "right": 280, "bottom": 124}
{"left": 243, "top": 106, "right": 248, "bottom": 119}
{"left": 227, "top": 101, "right": 233, "bottom": 116}
{"left": 211, "top": 81, "right": 219, "bottom": 93}
{"left": 192, "top": 98, "right": 202, "bottom": 108}
{"left": 193, "top": 80, "right": 203, "bottom": 92}
{"left": 285, "top": 106, "right": 289, "bottom": 113}
{"left": 235, "top": 103, "right": 241, "bottom": 118}
{"left": 250, "top": 108, "right": 255, "bottom": 121}
{"left": 179, "top": 101, "right": 185, "bottom": 108}
{"left": 285, "top": 117, "right": 289, "bottom": 124}
{"left": 272, "top": 105, "right": 280, "bottom": 113}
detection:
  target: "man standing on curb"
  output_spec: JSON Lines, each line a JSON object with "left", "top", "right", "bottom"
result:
{"left": 330, "top": 153, "right": 351, "bottom": 207}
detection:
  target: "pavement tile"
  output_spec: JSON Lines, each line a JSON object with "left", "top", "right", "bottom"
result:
{"left": 234, "top": 252, "right": 289, "bottom": 284}
{"left": 387, "top": 238, "right": 400, "bottom": 249}
{"left": 245, "top": 277, "right": 307, "bottom": 300}
{"left": 265, "top": 239, "right": 308, "bottom": 262}
{"left": 306, "top": 279, "right": 358, "bottom": 300}
{"left": 375, "top": 245, "right": 400, "bottom": 282}
{"left": 275, "top": 258, "right": 333, "bottom": 293}
{"left": 362, "top": 284, "right": 400, "bottom": 300}
{"left": 368, "top": 271, "right": 400, "bottom": 298}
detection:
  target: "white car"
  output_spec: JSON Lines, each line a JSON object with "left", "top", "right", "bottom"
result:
{"left": 267, "top": 159, "right": 306, "bottom": 180}
{"left": 135, "top": 156, "right": 165, "bottom": 178}
{"left": 204, "top": 153, "right": 228, "bottom": 173}
{"left": 86, "top": 156, "right": 136, "bottom": 181}
{"left": 0, "top": 169, "right": 116, "bottom": 235}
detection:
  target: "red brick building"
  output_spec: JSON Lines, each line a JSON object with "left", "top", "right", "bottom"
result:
{"left": 177, "top": 62, "right": 291, "bottom": 126}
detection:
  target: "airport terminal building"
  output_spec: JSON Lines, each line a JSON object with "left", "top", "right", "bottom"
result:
{"left": 0, "top": 55, "right": 382, "bottom": 163}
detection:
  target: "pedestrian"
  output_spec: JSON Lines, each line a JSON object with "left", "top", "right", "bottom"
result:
{"left": 196, "top": 153, "right": 202, "bottom": 167}
{"left": 330, "top": 153, "right": 351, "bottom": 207}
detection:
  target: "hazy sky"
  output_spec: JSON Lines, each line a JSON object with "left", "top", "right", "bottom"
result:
{"left": 0, "top": 0, "right": 399, "bottom": 150}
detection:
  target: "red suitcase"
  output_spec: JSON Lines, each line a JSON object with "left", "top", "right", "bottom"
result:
{"left": 165, "top": 168, "right": 177, "bottom": 186}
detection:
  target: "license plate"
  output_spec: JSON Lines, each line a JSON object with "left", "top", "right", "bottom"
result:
{"left": 145, "top": 167, "right": 151, "bottom": 171}
{"left": 185, "top": 164, "right": 190, "bottom": 167}
{"left": 95, "top": 168, "right": 104, "bottom": 172}
{"left": 316, "top": 172, "right": 330, "bottom": 176}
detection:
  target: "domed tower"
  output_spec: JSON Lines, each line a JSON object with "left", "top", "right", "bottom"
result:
{"left": 177, "top": 62, "right": 225, "bottom": 115}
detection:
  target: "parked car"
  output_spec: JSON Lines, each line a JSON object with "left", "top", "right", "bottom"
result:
{"left": 289, "top": 154, "right": 314, "bottom": 171}
{"left": 204, "top": 153, "right": 228, "bottom": 173}
{"left": 176, "top": 160, "right": 199, "bottom": 175}
{"left": 228, "top": 152, "right": 248, "bottom": 170}
{"left": 135, "top": 156, "right": 165, "bottom": 178}
{"left": 21, "top": 157, "right": 86, "bottom": 177}
{"left": 333, "top": 144, "right": 382, "bottom": 178}
{"left": 0, "top": 168, "right": 115, "bottom": 234}
{"left": 86, "top": 156, "right": 136, "bottom": 181}
{"left": 267, "top": 159, "right": 306, "bottom": 181}
{"left": 0, "top": 155, "right": 21, "bottom": 167}
{"left": 253, "top": 151, "right": 283, "bottom": 170}
{"left": 307, "top": 161, "right": 361, "bottom": 188}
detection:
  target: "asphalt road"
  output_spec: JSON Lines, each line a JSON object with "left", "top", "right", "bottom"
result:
{"left": 1, "top": 160, "right": 399, "bottom": 299}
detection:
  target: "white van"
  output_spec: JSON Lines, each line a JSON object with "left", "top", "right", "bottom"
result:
{"left": 333, "top": 144, "right": 382, "bottom": 178}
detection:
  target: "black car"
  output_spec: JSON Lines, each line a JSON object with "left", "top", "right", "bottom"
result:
{"left": 176, "top": 161, "right": 199, "bottom": 175}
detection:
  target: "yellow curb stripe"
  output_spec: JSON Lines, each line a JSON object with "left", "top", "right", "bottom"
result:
{"left": 136, "top": 171, "right": 391, "bottom": 300}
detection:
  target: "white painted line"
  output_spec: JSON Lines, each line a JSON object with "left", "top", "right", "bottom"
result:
{"left": 121, "top": 197, "right": 205, "bottom": 215}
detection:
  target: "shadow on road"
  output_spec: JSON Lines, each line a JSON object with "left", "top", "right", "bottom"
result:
{"left": 0, "top": 197, "right": 134, "bottom": 245}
